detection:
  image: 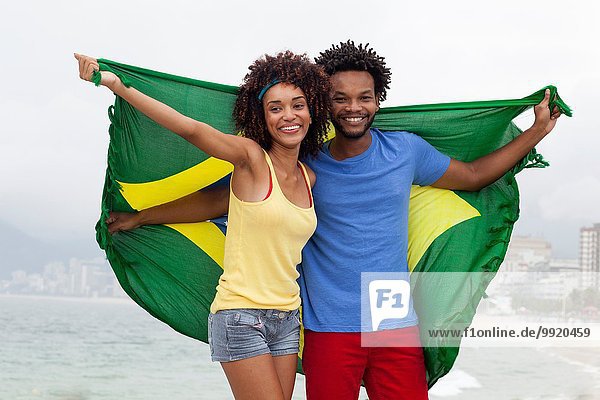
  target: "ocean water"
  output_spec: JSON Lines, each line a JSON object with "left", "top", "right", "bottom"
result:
{"left": 2, "top": 296, "right": 599, "bottom": 400}
{"left": 1, "top": 296, "right": 241, "bottom": 400}
{"left": 431, "top": 348, "right": 600, "bottom": 400}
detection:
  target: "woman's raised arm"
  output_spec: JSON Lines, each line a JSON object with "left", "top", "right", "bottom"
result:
{"left": 75, "top": 54, "right": 262, "bottom": 166}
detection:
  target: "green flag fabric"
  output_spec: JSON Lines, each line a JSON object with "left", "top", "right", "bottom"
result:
{"left": 93, "top": 59, "right": 571, "bottom": 387}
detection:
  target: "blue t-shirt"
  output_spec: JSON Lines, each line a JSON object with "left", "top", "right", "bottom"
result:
{"left": 299, "top": 129, "right": 450, "bottom": 332}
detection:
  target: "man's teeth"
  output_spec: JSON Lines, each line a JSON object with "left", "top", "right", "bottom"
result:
{"left": 281, "top": 125, "right": 300, "bottom": 131}
{"left": 344, "top": 117, "right": 364, "bottom": 122}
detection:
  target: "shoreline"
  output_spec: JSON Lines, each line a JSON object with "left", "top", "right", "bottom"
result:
{"left": 545, "top": 347, "right": 600, "bottom": 371}
{"left": 0, "top": 292, "right": 136, "bottom": 305}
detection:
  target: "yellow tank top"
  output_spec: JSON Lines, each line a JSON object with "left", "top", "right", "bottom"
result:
{"left": 210, "top": 151, "right": 317, "bottom": 313}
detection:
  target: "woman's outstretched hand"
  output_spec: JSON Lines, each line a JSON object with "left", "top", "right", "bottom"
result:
{"left": 74, "top": 53, "right": 118, "bottom": 88}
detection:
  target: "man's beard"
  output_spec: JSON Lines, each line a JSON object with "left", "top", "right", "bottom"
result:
{"left": 331, "top": 113, "right": 376, "bottom": 139}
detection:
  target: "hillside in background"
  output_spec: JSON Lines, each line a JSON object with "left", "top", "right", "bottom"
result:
{"left": 0, "top": 220, "right": 103, "bottom": 279}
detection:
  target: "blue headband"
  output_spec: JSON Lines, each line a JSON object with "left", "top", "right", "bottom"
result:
{"left": 257, "top": 79, "right": 281, "bottom": 101}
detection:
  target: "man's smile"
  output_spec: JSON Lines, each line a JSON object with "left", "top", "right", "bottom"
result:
{"left": 340, "top": 116, "right": 367, "bottom": 124}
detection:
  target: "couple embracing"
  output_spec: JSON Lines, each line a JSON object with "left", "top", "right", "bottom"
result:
{"left": 76, "top": 40, "right": 560, "bottom": 400}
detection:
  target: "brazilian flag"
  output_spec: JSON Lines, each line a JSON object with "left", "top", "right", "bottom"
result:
{"left": 93, "top": 59, "right": 571, "bottom": 387}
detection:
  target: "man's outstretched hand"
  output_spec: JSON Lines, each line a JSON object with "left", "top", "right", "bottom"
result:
{"left": 532, "top": 89, "right": 562, "bottom": 135}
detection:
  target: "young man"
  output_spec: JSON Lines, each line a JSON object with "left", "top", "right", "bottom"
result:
{"left": 296, "top": 41, "right": 560, "bottom": 400}
{"left": 107, "top": 41, "right": 561, "bottom": 399}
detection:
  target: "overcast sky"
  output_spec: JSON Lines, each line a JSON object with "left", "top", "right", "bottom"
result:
{"left": 1, "top": 0, "right": 599, "bottom": 258}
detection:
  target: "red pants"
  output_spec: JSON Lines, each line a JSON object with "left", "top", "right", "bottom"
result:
{"left": 302, "top": 327, "right": 428, "bottom": 400}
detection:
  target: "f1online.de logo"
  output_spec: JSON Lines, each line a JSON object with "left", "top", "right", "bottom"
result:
{"left": 364, "top": 273, "right": 412, "bottom": 331}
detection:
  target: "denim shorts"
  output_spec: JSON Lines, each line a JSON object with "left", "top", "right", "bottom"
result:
{"left": 208, "top": 308, "right": 300, "bottom": 362}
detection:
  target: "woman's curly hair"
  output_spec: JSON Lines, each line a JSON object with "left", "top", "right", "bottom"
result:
{"left": 234, "top": 51, "right": 331, "bottom": 158}
{"left": 315, "top": 40, "right": 391, "bottom": 103}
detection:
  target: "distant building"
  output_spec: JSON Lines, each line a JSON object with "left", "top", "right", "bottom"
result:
{"left": 491, "top": 236, "right": 553, "bottom": 293}
{"left": 533, "top": 258, "right": 581, "bottom": 300}
{"left": 548, "top": 258, "right": 580, "bottom": 273}
{"left": 43, "top": 262, "right": 68, "bottom": 295}
{"left": 580, "top": 223, "right": 600, "bottom": 288}
{"left": 2, "top": 257, "right": 125, "bottom": 298}
{"left": 69, "top": 257, "right": 116, "bottom": 297}
{"left": 11, "top": 270, "right": 27, "bottom": 283}
{"left": 496, "top": 237, "right": 584, "bottom": 294}
{"left": 503, "top": 235, "right": 552, "bottom": 272}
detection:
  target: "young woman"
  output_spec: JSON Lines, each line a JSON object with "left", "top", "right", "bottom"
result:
{"left": 75, "top": 52, "right": 331, "bottom": 400}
